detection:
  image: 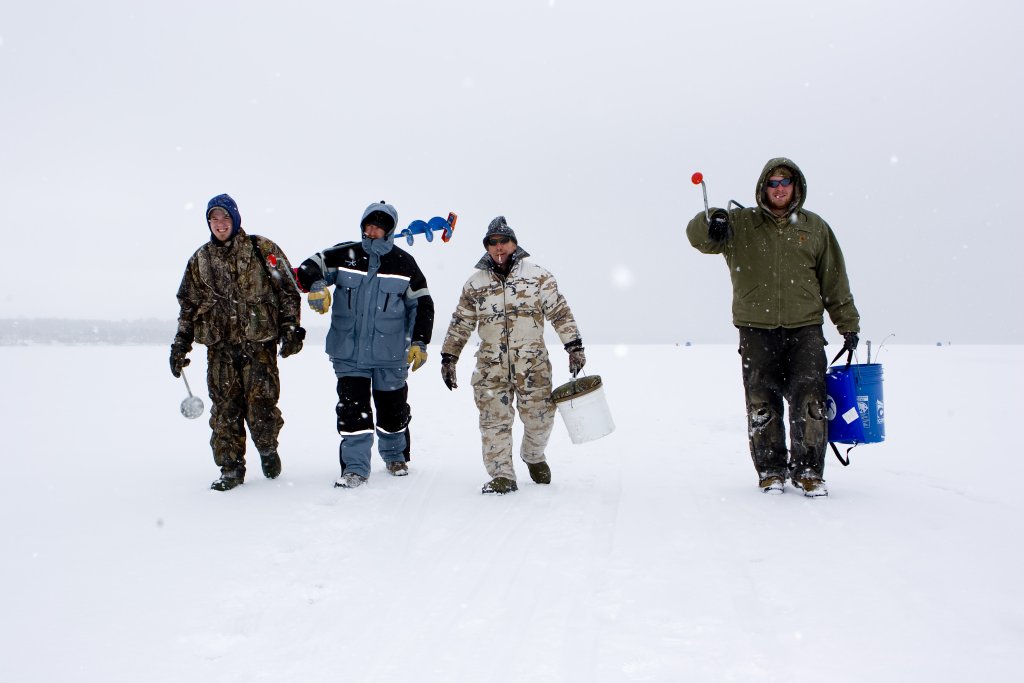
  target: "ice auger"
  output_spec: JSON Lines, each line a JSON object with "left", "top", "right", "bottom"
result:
{"left": 396, "top": 212, "right": 457, "bottom": 246}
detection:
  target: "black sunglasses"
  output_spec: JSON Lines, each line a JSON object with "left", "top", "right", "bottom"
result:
{"left": 486, "top": 236, "right": 511, "bottom": 246}
{"left": 766, "top": 178, "right": 794, "bottom": 188}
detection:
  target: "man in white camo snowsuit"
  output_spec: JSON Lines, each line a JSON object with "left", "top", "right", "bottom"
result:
{"left": 440, "top": 216, "right": 586, "bottom": 495}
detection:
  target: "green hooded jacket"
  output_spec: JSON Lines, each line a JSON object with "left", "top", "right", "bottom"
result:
{"left": 685, "top": 157, "right": 860, "bottom": 334}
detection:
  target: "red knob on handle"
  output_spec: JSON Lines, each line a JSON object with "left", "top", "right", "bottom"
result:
{"left": 691, "top": 172, "right": 704, "bottom": 185}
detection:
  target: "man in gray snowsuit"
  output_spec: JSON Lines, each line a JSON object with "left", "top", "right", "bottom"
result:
{"left": 296, "top": 201, "right": 434, "bottom": 488}
{"left": 440, "top": 216, "right": 586, "bottom": 495}
{"left": 686, "top": 158, "right": 861, "bottom": 497}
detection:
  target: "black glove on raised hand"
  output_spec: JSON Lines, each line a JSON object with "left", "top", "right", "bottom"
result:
{"left": 279, "top": 324, "right": 306, "bottom": 358}
{"left": 708, "top": 209, "right": 730, "bottom": 241}
{"left": 565, "top": 339, "right": 586, "bottom": 377}
{"left": 169, "top": 338, "right": 191, "bottom": 378}
{"left": 441, "top": 353, "right": 458, "bottom": 390}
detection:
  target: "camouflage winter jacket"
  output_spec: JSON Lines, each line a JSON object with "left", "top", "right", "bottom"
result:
{"left": 685, "top": 157, "right": 860, "bottom": 334}
{"left": 442, "top": 248, "right": 580, "bottom": 377}
{"left": 174, "top": 228, "right": 302, "bottom": 348}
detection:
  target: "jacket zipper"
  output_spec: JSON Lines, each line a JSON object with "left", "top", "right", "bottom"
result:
{"left": 775, "top": 225, "right": 783, "bottom": 326}
{"left": 502, "top": 281, "right": 514, "bottom": 381}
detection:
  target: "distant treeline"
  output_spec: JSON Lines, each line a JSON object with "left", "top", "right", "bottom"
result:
{"left": 0, "top": 319, "right": 176, "bottom": 345}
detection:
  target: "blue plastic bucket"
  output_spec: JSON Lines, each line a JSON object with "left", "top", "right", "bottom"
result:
{"left": 825, "top": 363, "right": 885, "bottom": 444}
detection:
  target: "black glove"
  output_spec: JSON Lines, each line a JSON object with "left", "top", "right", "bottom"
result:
{"left": 565, "top": 339, "right": 586, "bottom": 377}
{"left": 708, "top": 209, "right": 730, "bottom": 241}
{"left": 279, "top": 324, "right": 306, "bottom": 358}
{"left": 841, "top": 332, "right": 859, "bottom": 354}
{"left": 441, "top": 353, "right": 458, "bottom": 391}
{"left": 169, "top": 338, "right": 191, "bottom": 378}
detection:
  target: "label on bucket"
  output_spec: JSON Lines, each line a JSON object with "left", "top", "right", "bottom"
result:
{"left": 857, "top": 395, "right": 870, "bottom": 428}
{"left": 842, "top": 406, "right": 859, "bottom": 425}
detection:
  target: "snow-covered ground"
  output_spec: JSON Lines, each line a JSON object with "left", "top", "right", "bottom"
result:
{"left": 2, "top": 343, "right": 1020, "bottom": 682}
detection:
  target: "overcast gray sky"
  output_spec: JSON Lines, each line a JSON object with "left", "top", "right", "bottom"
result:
{"left": 2, "top": 0, "right": 1021, "bottom": 344}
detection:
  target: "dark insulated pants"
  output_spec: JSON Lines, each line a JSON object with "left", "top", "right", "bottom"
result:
{"left": 335, "top": 370, "right": 411, "bottom": 478}
{"left": 206, "top": 341, "right": 283, "bottom": 476}
{"left": 737, "top": 325, "right": 827, "bottom": 478}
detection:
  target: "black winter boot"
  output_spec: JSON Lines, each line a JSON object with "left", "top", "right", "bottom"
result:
{"left": 481, "top": 477, "right": 518, "bottom": 495}
{"left": 211, "top": 469, "right": 244, "bottom": 491}
{"left": 527, "top": 461, "right": 551, "bottom": 484}
{"left": 260, "top": 452, "right": 282, "bottom": 479}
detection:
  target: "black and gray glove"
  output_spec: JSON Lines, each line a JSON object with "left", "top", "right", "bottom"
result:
{"left": 708, "top": 209, "right": 730, "bottom": 242}
{"left": 169, "top": 337, "right": 191, "bottom": 378}
{"left": 279, "top": 324, "right": 306, "bottom": 358}
{"left": 565, "top": 339, "right": 586, "bottom": 377}
{"left": 441, "top": 353, "right": 458, "bottom": 390}
{"left": 841, "top": 332, "right": 859, "bottom": 355}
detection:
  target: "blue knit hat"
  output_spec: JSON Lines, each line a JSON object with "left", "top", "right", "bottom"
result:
{"left": 207, "top": 193, "right": 242, "bottom": 240}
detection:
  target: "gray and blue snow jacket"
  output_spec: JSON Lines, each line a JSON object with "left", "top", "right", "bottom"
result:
{"left": 296, "top": 202, "right": 434, "bottom": 370}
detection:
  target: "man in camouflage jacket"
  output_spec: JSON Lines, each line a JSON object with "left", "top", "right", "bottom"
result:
{"left": 686, "top": 158, "right": 861, "bottom": 497}
{"left": 170, "top": 193, "right": 305, "bottom": 491}
{"left": 440, "top": 216, "right": 586, "bottom": 495}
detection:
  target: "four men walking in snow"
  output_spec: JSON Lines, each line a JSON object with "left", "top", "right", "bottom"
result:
{"left": 172, "top": 158, "right": 861, "bottom": 498}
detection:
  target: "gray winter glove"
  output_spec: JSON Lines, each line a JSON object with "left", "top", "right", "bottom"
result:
{"left": 441, "top": 353, "right": 458, "bottom": 390}
{"left": 307, "top": 280, "right": 331, "bottom": 315}
{"left": 708, "top": 209, "right": 729, "bottom": 242}
{"left": 565, "top": 340, "right": 586, "bottom": 377}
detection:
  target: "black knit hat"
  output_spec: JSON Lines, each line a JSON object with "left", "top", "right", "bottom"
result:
{"left": 483, "top": 215, "right": 517, "bottom": 246}
{"left": 362, "top": 209, "right": 395, "bottom": 233}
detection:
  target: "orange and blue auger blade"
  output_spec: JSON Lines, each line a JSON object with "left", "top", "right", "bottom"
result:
{"left": 397, "top": 212, "right": 458, "bottom": 246}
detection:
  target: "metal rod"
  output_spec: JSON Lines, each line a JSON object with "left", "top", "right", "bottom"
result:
{"left": 874, "top": 333, "right": 895, "bottom": 363}
{"left": 700, "top": 180, "right": 710, "bottom": 222}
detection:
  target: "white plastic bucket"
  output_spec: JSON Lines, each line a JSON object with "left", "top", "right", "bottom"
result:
{"left": 551, "top": 375, "right": 615, "bottom": 444}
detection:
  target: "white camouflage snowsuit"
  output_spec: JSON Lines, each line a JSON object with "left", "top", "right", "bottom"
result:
{"left": 442, "top": 249, "right": 580, "bottom": 480}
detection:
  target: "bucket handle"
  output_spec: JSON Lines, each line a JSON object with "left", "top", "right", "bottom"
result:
{"left": 829, "top": 441, "right": 856, "bottom": 466}
{"left": 568, "top": 370, "right": 587, "bottom": 407}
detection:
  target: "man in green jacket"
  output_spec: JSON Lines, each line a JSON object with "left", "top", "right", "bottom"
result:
{"left": 686, "top": 158, "right": 860, "bottom": 497}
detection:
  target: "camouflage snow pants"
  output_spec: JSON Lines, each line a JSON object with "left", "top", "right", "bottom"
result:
{"left": 472, "top": 348, "right": 555, "bottom": 480}
{"left": 206, "top": 340, "right": 284, "bottom": 476}
{"left": 738, "top": 325, "right": 827, "bottom": 479}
